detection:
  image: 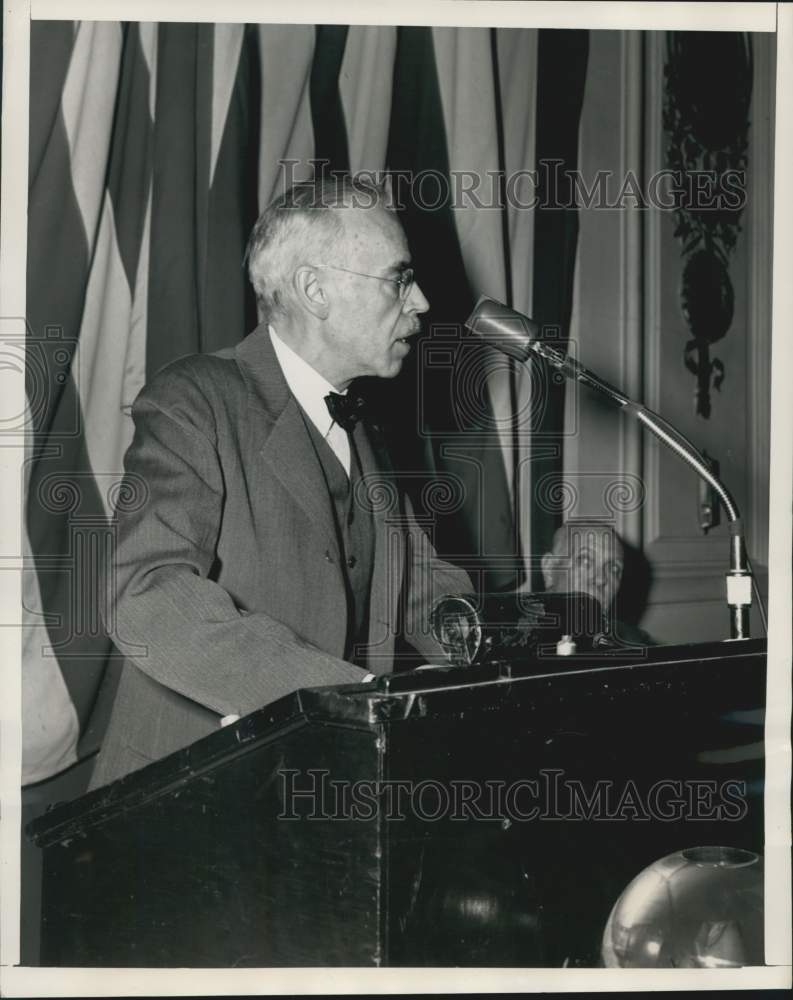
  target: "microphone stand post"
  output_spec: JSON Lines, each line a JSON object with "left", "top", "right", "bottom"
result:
{"left": 466, "top": 296, "right": 754, "bottom": 640}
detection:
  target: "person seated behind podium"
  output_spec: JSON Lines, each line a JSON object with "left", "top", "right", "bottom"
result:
{"left": 90, "top": 177, "right": 472, "bottom": 790}
{"left": 541, "top": 520, "right": 653, "bottom": 646}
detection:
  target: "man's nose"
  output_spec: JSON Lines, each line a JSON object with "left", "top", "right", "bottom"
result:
{"left": 405, "top": 279, "right": 430, "bottom": 314}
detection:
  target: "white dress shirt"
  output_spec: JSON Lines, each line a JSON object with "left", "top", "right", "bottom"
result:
{"left": 269, "top": 325, "right": 351, "bottom": 476}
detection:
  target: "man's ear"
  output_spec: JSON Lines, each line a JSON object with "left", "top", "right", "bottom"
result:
{"left": 293, "top": 266, "right": 329, "bottom": 320}
{"left": 541, "top": 552, "right": 555, "bottom": 590}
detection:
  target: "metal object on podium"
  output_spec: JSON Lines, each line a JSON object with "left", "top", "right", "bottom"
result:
{"left": 430, "top": 591, "right": 606, "bottom": 667}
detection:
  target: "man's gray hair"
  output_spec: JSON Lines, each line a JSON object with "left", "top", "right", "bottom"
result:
{"left": 244, "top": 175, "right": 391, "bottom": 319}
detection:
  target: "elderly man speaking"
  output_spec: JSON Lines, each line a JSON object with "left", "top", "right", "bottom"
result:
{"left": 91, "top": 177, "right": 471, "bottom": 789}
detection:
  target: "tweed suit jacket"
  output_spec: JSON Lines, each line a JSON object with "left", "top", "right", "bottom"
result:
{"left": 90, "top": 323, "right": 471, "bottom": 788}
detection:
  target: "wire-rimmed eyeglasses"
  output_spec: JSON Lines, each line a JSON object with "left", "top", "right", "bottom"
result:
{"left": 309, "top": 264, "right": 415, "bottom": 301}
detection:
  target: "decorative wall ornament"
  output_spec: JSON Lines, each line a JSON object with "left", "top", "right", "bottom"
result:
{"left": 663, "top": 32, "right": 753, "bottom": 418}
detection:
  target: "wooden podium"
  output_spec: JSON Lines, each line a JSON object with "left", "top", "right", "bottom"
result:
{"left": 28, "top": 638, "right": 766, "bottom": 967}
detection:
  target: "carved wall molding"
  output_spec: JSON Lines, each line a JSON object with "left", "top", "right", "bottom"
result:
{"left": 617, "top": 30, "right": 644, "bottom": 551}
{"left": 645, "top": 32, "right": 741, "bottom": 569}
{"left": 663, "top": 31, "right": 753, "bottom": 419}
{"left": 746, "top": 32, "right": 774, "bottom": 567}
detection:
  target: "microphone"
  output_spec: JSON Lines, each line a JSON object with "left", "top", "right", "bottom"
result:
{"left": 464, "top": 296, "right": 757, "bottom": 641}
{"left": 466, "top": 295, "right": 631, "bottom": 406}
{"left": 462, "top": 296, "right": 540, "bottom": 362}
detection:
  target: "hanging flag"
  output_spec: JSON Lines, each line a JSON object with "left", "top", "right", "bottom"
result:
{"left": 528, "top": 29, "right": 589, "bottom": 583}
{"left": 338, "top": 26, "right": 396, "bottom": 173}
{"left": 25, "top": 21, "right": 125, "bottom": 784}
{"left": 383, "top": 25, "right": 518, "bottom": 591}
{"left": 256, "top": 23, "right": 316, "bottom": 206}
{"left": 23, "top": 19, "right": 259, "bottom": 783}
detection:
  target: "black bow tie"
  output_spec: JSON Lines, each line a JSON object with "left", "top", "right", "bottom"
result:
{"left": 324, "top": 391, "right": 367, "bottom": 433}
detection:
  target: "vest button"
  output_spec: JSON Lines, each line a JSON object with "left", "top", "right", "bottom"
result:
{"left": 325, "top": 550, "right": 334, "bottom": 563}
{"left": 347, "top": 555, "right": 357, "bottom": 569}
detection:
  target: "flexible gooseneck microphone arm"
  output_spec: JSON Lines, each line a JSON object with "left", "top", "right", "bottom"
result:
{"left": 465, "top": 295, "right": 753, "bottom": 640}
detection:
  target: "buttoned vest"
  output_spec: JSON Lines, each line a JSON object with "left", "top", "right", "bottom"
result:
{"left": 303, "top": 418, "right": 375, "bottom": 665}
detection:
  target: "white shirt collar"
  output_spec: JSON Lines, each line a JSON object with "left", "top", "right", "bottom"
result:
{"left": 268, "top": 325, "right": 344, "bottom": 439}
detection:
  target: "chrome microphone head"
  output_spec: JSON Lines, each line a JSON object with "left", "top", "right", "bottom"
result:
{"left": 464, "top": 295, "right": 540, "bottom": 362}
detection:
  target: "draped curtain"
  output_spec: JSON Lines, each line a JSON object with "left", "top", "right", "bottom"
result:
{"left": 24, "top": 21, "right": 588, "bottom": 784}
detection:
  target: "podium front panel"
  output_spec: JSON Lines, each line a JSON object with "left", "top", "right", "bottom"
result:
{"left": 29, "top": 639, "right": 766, "bottom": 967}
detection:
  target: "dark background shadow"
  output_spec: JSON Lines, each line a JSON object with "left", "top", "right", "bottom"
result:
{"left": 615, "top": 535, "right": 653, "bottom": 627}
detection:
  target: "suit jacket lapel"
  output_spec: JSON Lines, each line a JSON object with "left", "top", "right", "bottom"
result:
{"left": 354, "top": 420, "right": 402, "bottom": 673}
{"left": 236, "top": 324, "right": 340, "bottom": 560}
{"left": 261, "top": 401, "right": 341, "bottom": 559}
